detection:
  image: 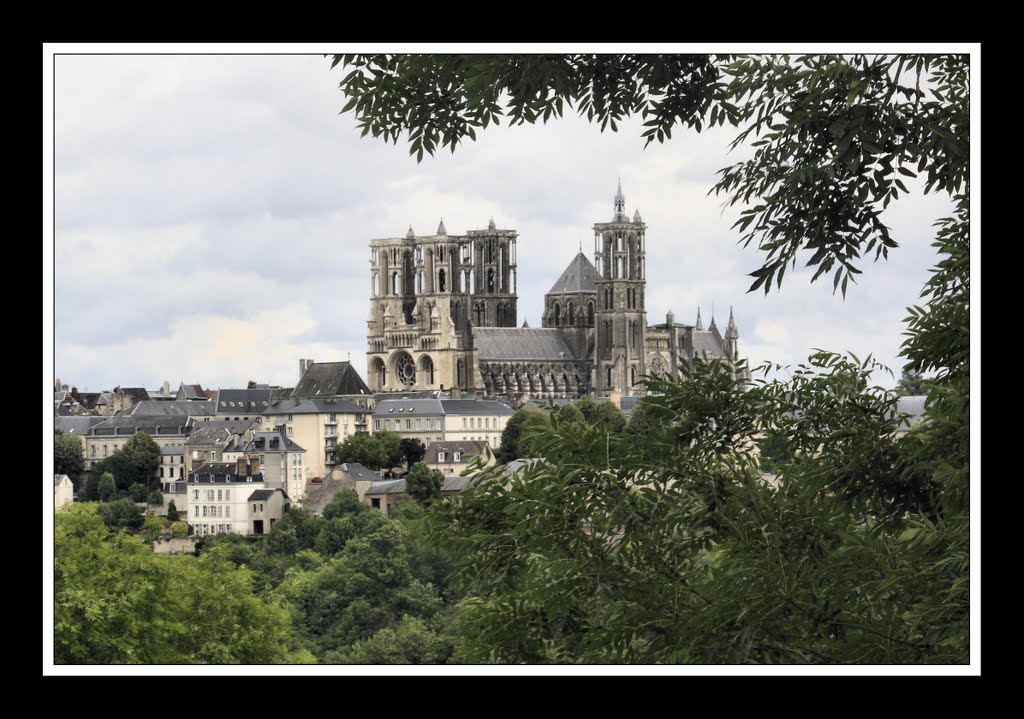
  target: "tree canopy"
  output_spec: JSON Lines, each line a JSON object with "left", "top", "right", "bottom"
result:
{"left": 333, "top": 52, "right": 971, "bottom": 664}
{"left": 405, "top": 461, "right": 444, "bottom": 505}
{"left": 331, "top": 54, "right": 967, "bottom": 298}
{"left": 54, "top": 430, "right": 85, "bottom": 489}
{"left": 335, "top": 430, "right": 404, "bottom": 471}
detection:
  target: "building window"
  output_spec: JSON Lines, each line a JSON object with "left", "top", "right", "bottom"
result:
{"left": 406, "top": 419, "right": 411, "bottom": 431}
{"left": 470, "top": 418, "right": 475, "bottom": 429}
{"left": 102, "top": 445, "right": 107, "bottom": 456}
{"left": 253, "top": 504, "right": 257, "bottom": 513}
{"left": 454, "top": 452, "right": 461, "bottom": 462}
{"left": 160, "top": 467, "right": 165, "bottom": 478}
{"left": 426, "top": 418, "right": 433, "bottom": 430}
{"left": 225, "top": 505, "right": 230, "bottom": 517}
{"left": 438, "top": 452, "right": 446, "bottom": 462}
{"left": 287, "top": 414, "right": 293, "bottom": 422}
{"left": 462, "top": 418, "right": 467, "bottom": 429}
{"left": 91, "top": 446, "right": 96, "bottom": 457}
{"left": 211, "top": 451, "right": 217, "bottom": 462}
{"left": 194, "top": 506, "right": 199, "bottom": 517}
{"left": 225, "top": 489, "right": 230, "bottom": 501}
{"left": 416, "top": 418, "right": 422, "bottom": 430}
{"left": 260, "top": 453, "right": 265, "bottom": 465}
{"left": 217, "top": 489, "right": 223, "bottom": 501}
{"left": 192, "top": 489, "right": 199, "bottom": 501}
{"left": 330, "top": 413, "right": 337, "bottom": 422}
{"left": 375, "top": 419, "right": 381, "bottom": 431}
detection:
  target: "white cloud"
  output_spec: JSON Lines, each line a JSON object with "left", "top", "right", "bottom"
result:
{"left": 53, "top": 54, "right": 955, "bottom": 391}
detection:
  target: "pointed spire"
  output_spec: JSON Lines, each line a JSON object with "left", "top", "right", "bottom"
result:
{"left": 437, "top": 218, "right": 447, "bottom": 235}
{"left": 633, "top": 208, "right": 642, "bottom": 223}
{"left": 726, "top": 306, "right": 739, "bottom": 339}
{"left": 695, "top": 307, "right": 704, "bottom": 331}
{"left": 709, "top": 314, "right": 719, "bottom": 334}
{"left": 406, "top": 225, "right": 415, "bottom": 239}
{"left": 522, "top": 319, "right": 530, "bottom": 328}
{"left": 488, "top": 217, "right": 496, "bottom": 230}
{"left": 614, "top": 178, "right": 625, "bottom": 216}
{"left": 666, "top": 308, "right": 675, "bottom": 325}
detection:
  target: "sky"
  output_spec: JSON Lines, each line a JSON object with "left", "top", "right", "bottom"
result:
{"left": 51, "top": 53, "right": 957, "bottom": 393}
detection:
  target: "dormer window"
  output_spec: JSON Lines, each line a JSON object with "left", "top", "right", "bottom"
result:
{"left": 438, "top": 452, "right": 446, "bottom": 462}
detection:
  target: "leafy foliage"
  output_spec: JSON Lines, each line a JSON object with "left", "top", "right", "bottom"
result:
{"left": 148, "top": 490, "right": 164, "bottom": 506}
{"left": 129, "top": 483, "right": 148, "bottom": 503}
{"left": 331, "top": 54, "right": 968, "bottom": 298}
{"left": 405, "top": 461, "right": 444, "bottom": 505}
{"left": 495, "top": 408, "right": 547, "bottom": 464}
{"left": 55, "top": 504, "right": 305, "bottom": 664}
{"left": 896, "top": 368, "right": 925, "bottom": 396}
{"left": 97, "top": 498, "right": 145, "bottom": 532}
{"left": 335, "top": 430, "right": 403, "bottom": 471}
{"left": 98, "top": 473, "right": 116, "bottom": 502}
{"left": 166, "top": 500, "right": 179, "bottom": 522}
{"left": 54, "top": 430, "right": 85, "bottom": 488}
{"left": 400, "top": 437, "right": 427, "bottom": 469}
{"left": 92, "top": 431, "right": 161, "bottom": 490}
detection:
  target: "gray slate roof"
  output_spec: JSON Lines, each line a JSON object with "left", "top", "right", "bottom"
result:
{"left": 160, "top": 444, "right": 185, "bottom": 455}
{"left": 54, "top": 473, "right": 70, "bottom": 487}
{"left": 185, "top": 420, "right": 256, "bottom": 446}
{"left": 187, "top": 462, "right": 264, "bottom": 483}
{"left": 373, "top": 398, "right": 513, "bottom": 417}
{"left": 263, "top": 397, "right": 367, "bottom": 416}
{"left": 90, "top": 416, "right": 193, "bottom": 436}
{"left": 248, "top": 489, "right": 287, "bottom": 501}
{"left": 474, "top": 327, "right": 576, "bottom": 361}
{"left": 364, "top": 475, "right": 475, "bottom": 495}
{"left": 424, "top": 441, "right": 485, "bottom": 464}
{"left": 55, "top": 416, "right": 105, "bottom": 435}
{"left": 243, "top": 431, "right": 305, "bottom": 453}
{"left": 548, "top": 252, "right": 597, "bottom": 293}
{"left": 178, "top": 383, "right": 206, "bottom": 399}
{"left": 215, "top": 388, "right": 273, "bottom": 413}
{"left": 122, "top": 400, "right": 215, "bottom": 417}
{"left": 692, "top": 331, "right": 727, "bottom": 359}
{"left": 292, "top": 361, "right": 371, "bottom": 398}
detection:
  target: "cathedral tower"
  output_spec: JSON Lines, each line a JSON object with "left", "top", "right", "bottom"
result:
{"left": 593, "top": 180, "right": 648, "bottom": 396}
{"left": 367, "top": 220, "right": 518, "bottom": 394}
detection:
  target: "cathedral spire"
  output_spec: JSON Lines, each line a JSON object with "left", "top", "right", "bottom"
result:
{"left": 726, "top": 306, "right": 738, "bottom": 339}
{"left": 406, "top": 225, "right": 415, "bottom": 239}
{"left": 437, "top": 218, "right": 447, "bottom": 235}
{"left": 614, "top": 178, "right": 625, "bottom": 217}
{"left": 696, "top": 307, "right": 704, "bottom": 331}
{"left": 488, "top": 217, "right": 496, "bottom": 230}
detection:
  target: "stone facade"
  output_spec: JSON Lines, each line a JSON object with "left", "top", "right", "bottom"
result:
{"left": 367, "top": 183, "right": 748, "bottom": 402}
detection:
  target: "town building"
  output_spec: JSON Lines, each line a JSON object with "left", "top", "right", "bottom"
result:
{"left": 260, "top": 398, "right": 370, "bottom": 481}
{"left": 54, "top": 474, "right": 74, "bottom": 509}
{"left": 241, "top": 430, "right": 308, "bottom": 499}
{"left": 372, "top": 398, "right": 513, "bottom": 449}
{"left": 179, "top": 457, "right": 289, "bottom": 536}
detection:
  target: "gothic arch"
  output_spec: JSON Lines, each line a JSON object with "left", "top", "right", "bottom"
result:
{"left": 418, "top": 354, "right": 435, "bottom": 385}
{"left": 587, "top": 301, "right": 595, "bottom": 325}
{"left": 568, "top": 301, "right": 576, "bottom": 325}
{"left": 370, "top": 357, "right": 386, "bottom": 390}
{"left": 554, "top": 302, "right": 561, "bottom": 326}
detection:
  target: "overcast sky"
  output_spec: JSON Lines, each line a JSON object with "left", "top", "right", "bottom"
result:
{"left": 51, "top": 54, "right": 956, "bottom": 392}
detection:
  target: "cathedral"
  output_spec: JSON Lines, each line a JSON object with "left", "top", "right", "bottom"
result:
{"left": 366, "top": 182, "right": 747, "bottom": 401}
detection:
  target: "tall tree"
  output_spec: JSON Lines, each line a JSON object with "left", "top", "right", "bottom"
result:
{"left": 405, "top": 462, "right": 444, "bottom": 506}
{"left": 54, "top": 430, "right": 85, "bottom": 489}
{"left": 101, "top": 431, "right": 161, "bottom": 490}
{"left": 495, "top": 408, "right": 546, "bottom": 464}
{"left": 896, "top": 367, "right": 926, "bottom": 396}
{"left": 400, "top": 438, "right": 427, "bottom": 469}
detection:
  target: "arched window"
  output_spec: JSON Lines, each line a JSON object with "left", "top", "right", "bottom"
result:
{"left": 392, "top": 272, "right": 399, "bottom": 294}
{"left": 438, "top": 269, "right": 446, "bottom": 292}
{"left": 631, "top": 366, "right": 636, "bottom": 386}
{"left": 553, "top": 303, "right": 561, "bottom": 326}
{"left": 587, "top": 302, "right": 595, "bottom": 325}
{"left": 420, "top": 355, "right": 435, "bottom": 385}
{"left": 607, "top": 366, "right": 613, "bottom": 388}
{"left": 372, "top": 274, "right": 379, "bottom": 296}
{"left": 371, "top": 358, "right": 386, "bottom": 389}
{"left": 568, "top": 302, "right": 576, "bottom": 326}
{"left": 457, "top": 359, "right": 464, "bottom": 386}
{"left": 487, "top": 268, "right": 495, "bottom": 292}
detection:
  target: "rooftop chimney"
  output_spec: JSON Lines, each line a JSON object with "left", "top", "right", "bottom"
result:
{"left": 237, "top": 456, "right": 247, "bottom": 476}
{"left": 250, "top": 457, "right": 260, "bottom": 476}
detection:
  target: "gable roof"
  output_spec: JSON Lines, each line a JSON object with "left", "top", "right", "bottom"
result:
{"left": 185, "top": 420, "right": 257, "bottom": 446}
{"left": 373, "top": 398, "right": 513, "bottom": 417}
{"left": 178, "top": 383, "right": 206, "bottom": 399}
{"left": 121, "top": 400, "right": 215, "bottom": 417}
{"left": 474, "top": 327, "right": 576, "bottom": 361}
{"left": 118, "top": 387, "right": 151, "bottom": 403}
{"left": 214, "top": 388, "right": 273, "bottom": 414}
{"left": 243, "top": 431, "right": 305, "bottom": 453}
{"left": 364, "top": 475, "right": 475, "bottom": 496}
{"left": 263, "top": 397, "right": 367, "bottom": 416}
{"left": 90, "top": 416, "right": 194, "bottom": 437}
{"left": 248, "top": 489, "right": 287, "bottom": 501}
{"left": 691, "top": 331, "right": 727, "bottom": 359}
{"left": 292, "top": 361, "right": 371, "bottom": 398}
{"left": 424, "top": 441, "right": 485, "bottom": 464}
{"left": 55, "top": 416, "right": 105, "bottom": 435}
{"left": 548, "top": 252, "right": 597, "bottom": 294}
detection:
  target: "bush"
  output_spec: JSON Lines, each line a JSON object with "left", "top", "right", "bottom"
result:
{"left": 129, "top": 483, "right": 149, "bottom": 503}
{"left": 170, "top": 521, "right": 189, "bottom": 538}
{"left": 148, "top": 490, "right": 164, "bottom": 506}
{"left": 166, "top": 500, "right": 179, "bottom": 522}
